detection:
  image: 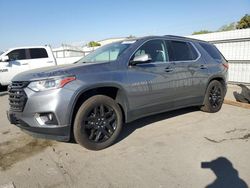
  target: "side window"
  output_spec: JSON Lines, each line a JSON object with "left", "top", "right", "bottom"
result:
{"left": 29, "top": 48, "right": 48, "bottom": 59}
{"left": 7, "top": 49, "right": 26, "bottom": 61}
{"left": 134, "top": 49, "right": 146, "bottom": 57}
{"left": 132, "top": 40, "right": 168, "bottom": 62}
{"left": 199, "top": 43, "right": 223, "bottom": 61}
{"left": 189, "top": 43, "right": 199, "bottom": 60}
{"left": 167, "top": 40, "right": 198, "bottom": 61}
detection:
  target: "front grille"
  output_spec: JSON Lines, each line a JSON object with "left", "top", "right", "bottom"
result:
{"left": 8, "top": 81, "right": 29, "bottom": 112}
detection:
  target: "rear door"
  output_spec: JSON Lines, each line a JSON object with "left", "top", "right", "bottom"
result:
{"left": 27, "top": 48, "right": 55, "bottom": 69}
{"left": 165, "top": 40, "right": 209, "bottom": 107}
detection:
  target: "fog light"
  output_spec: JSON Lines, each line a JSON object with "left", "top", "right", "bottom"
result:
{"left": 35, "top": 113, "right": 58, "bottom": 126}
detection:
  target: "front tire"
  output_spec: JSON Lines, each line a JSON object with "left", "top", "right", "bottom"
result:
{"left": 201, "top": 80, "right": 225, "bottom": 113}
{"left": 73, "top": 95, "right": 123, "bottom": 150}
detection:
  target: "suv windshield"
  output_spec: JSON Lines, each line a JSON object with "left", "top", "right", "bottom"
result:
{"left": 77, "top": 42, "right": 132, "bottom": 63}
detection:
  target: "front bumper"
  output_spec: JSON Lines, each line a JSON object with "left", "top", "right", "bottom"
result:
{"left": 7, "top": 86, "right": 77, "bottom": 141}
{"left": 7, "top": 110, "right": 70, "bottom": 141}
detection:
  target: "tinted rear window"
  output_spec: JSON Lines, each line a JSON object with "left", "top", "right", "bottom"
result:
{"left": 167, "top": 41, "right": 198, "bottom": 61}
{"left": 29, "top": 48, "right": 48, "bottom": 59}
{"left": 199, "top": 43, "right": 222, "bottom": 61}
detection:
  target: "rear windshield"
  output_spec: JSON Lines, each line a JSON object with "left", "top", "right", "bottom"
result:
{"left": 199, "top": 42, "right": 225, "bottom": 61}
{"left": 77, "top": 42, "right": 133, "bottom": 63}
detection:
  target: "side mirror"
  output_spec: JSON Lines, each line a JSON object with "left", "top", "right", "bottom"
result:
{"left": 130, "top": 54, "right": 152, "bottom": 65}
{"left": 0, "top": 55, "right": 9, "bottom": 62}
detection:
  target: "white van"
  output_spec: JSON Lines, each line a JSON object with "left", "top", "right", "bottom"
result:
{"left": 0, "top": 46, "right": 57, "bottom": 86}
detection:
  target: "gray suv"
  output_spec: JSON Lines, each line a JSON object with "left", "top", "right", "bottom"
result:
{"left": 7, "top": 36, "right": 228, "bottom": 150}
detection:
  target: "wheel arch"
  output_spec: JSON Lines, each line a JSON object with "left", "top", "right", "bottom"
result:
{"left": 207, "top": 76, "right": 227, "bottom": 94}
{"left": 69, "top": 84, "right": 129, "bottom": 138}
{"left": 202, "top": 76, "right": 227, "bottom": 105}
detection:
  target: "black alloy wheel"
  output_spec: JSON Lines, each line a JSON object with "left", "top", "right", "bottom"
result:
{"left": 74, "top": 95, "right": 123, "bottom": 150}
{"left": 208, "top": 85, "right": 222, "bottom": 109}
{"left": 201, "top": 80, "right": 225, "bottom": 113}
{"left": 83, "top": 104, "right": 117, "bottom": 143}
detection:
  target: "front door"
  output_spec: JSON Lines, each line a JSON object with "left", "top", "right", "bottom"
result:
{"left": 126, "top": 39, "right": 178, "bottom": 117}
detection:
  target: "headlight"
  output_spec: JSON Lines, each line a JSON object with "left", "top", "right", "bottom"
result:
{"left": 28, "top": 76, "right": 76, "bottom": 92}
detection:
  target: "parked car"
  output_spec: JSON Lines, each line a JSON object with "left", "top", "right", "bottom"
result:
{"left": 7, "top": 35, "right": 228, "bottom": 150}
{"left": 0, "top": 46, "right": 57, "bottom": 86}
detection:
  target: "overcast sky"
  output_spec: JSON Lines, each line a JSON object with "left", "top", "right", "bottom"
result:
{"left": 0, "top": 0, "right": 249, "bottom": 50}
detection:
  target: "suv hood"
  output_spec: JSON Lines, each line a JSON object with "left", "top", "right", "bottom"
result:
{"left": 12, "top": 62, "right": 113, "bottom": 82}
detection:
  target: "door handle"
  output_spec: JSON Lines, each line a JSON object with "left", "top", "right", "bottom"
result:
{"left": 165, "top": 67, "right": 174, "bottom": 72}
{"left": 47, "top": 61, "right": 54, "bottom": 63}
{"left": 200, "top": 65, "right": 207, "bottom": 69}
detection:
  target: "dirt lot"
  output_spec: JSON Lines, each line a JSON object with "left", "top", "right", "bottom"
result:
{"left": 0, "top": 90, "right": 250, "bottom": 188}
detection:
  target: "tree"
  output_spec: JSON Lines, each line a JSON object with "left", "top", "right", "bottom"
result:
{"left": 218, "top": 22, "right": 236, "bottom": 32}
{"left": 236, "top": 14, "right": 250, "bottom": 29}
{"left": 88, "top": 41, "right": 101, "bottom": 47}
{"left": 192, "top": 30, "right": 213, "bottom": 35}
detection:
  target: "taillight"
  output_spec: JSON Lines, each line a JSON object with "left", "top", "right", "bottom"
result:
{"left": 222, "top": 63, "right": 229, "bottom": 69}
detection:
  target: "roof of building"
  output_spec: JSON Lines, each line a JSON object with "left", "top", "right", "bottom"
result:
{"left": 187, "top": 28, "right": 250, "bottom": 42}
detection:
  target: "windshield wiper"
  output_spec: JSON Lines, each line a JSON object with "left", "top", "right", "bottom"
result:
{"left": 74, "top": 61, "right": 87, "bottom": 64}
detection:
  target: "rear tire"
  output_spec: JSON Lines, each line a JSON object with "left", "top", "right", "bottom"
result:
{"left": 73, "top": 95, "right": 123, "bottom": 150}
{"left": 201, "top": 80, "right": 225, "bottom": 113}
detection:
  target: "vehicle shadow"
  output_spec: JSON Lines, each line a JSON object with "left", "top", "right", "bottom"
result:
{"left": 116, "top": 107, "right": 198, "bottom": 144}
{"left": 201, "top": 157, "right": 248, "bottom": 188}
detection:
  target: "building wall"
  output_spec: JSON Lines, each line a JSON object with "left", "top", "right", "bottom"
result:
{"left": 215, "top": 41, "right": 250, "bottom": 60}
{"left": 188, "top": 28, "right": 250, "bottom": 41}
{"left": 188, "top": 28, "right": 250, "bottom": 83}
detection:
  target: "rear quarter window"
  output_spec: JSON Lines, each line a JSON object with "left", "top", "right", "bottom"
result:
{"left": 199, "top": 43, "right": 224, "bottom": 61}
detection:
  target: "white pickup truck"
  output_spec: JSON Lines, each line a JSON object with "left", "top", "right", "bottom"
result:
{"left": 0, "top": 46, "right": 82, "bottom": 86}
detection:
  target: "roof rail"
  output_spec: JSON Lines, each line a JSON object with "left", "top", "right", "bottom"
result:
{"left": 164, "top": 35, "right": 208, "bottom": 43}
{"left": 164, "top": 35, "right": 188, "bottom": 39}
